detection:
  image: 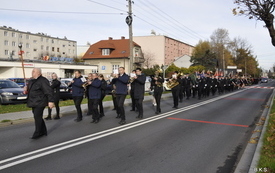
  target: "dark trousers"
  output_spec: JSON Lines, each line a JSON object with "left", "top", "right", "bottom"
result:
{"left": 112, "top": 94, "right": 118, "bottom": 110}
{"left": 154, "top": 87, "right": 163, "bottom": 112}
{"left": 185, "top": 87, "right": 191, "bottom": 98}
{"left": 172, "top": 87, "right": 180, "bottom": 107}
{"left": 48, "top": 99, "right": 60, "bottom": 118}
{"left": 89, "top": 99, "right": 100, "bottom": 120}
{"left": 130, "top": 90, "right": 136, "bottom": 110}
{"left": 32, "top": 107, "right": 47, "bottom": 137}
{"left": 116, "top": 94, "right": 126, "bottom": 120}
{"left": 211, "top": 87, "right": 217, "bottom": 96}
{"left": 198, "top": 87, "right": 203, "bottom": 99}
{"left": 87, "top": 98, "right": 92, "bottom": 115}
{"left": 135, "top": 98, "right": 144, "bottom": 117}
{"left": 192, "top": 87, "right": 197, "bottom": 97}
{"left": 99, "top": 94, "right": 106, "bottom": 116}
{"left": 179, "top": 87, "right": 184, "bottom": 101}
{"left": 73, "top": 96, "right": 83, "bottom": 120}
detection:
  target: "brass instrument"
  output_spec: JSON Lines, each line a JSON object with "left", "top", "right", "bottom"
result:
{"left": 82, "top": 80, "right": 92, "bottom": 90}
{"left": 154, "top": 74, "right": 163, "bottom": 87}
{"left": 166, "top": 76, "right": 179, "bottom": 89}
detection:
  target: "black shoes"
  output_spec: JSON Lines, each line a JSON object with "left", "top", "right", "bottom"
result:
{"left": 44, "top": 117, "right": 52, "bottom": 120}
{"left": 136, "top": 115, "right": 143, "bottom": 119}
{"left": 130, "top": 109, "right": 135, "bottom": 111}
{"left": 91, "top": 119, "right": 100, "bottom": 123}
{"left": 172, "top": 106, "right": 178, "bottom": 109}
{"left": 54, "top": 116, "right": 60, "bottom": 120}
{"left": 119, "top": 120, "right": 126, "bottom": 125}
{"left": 74, "top": 118, "right": 82, "bottom": 122}
{"left": 30, "top": 133, "right": 47, "bottom": 139}
{"left": 116, "top": 114, "right": 121, "bottom": 119}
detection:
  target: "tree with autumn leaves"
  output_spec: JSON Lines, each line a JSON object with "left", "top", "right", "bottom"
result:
{"left": 190, "top": 28, "right": 261, "bottom": 77}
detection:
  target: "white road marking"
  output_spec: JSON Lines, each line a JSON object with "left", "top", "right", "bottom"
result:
{"left": 0, "top": 89, "right": 252, "bottom": 170}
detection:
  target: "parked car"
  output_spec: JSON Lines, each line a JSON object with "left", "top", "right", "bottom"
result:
{"left": 7, "top": 78, "right": 29, "bottom": 88}
{"left": 59, "top": 82, "right": 73, "bottom": 100}
{"left": 61, "top": 78, "right": 73, "bottom": 86}
{"left": 261, "top": 78, "right": 268, "bottom": 83}
{"left": 0, "top": 80, "right": 28, "bottom": 104}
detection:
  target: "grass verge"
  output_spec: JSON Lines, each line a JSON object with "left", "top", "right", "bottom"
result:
{"left": 0, "top": 91, "right": 171, "bottom": 114}
{"left": 257, "top": 97, "right": 275, "bottom": 173}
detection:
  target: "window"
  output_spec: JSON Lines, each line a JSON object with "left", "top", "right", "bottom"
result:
{"left": 102, "top": 49, "right": 110, "bottom": 55}
{"left": 33, "top": 48, "right": 37, "bottom": 52}
{"left": 52, "top": 47, "right": 55, "bottom": 51}
{"left": 57, "top": 48, "right": 60, "bottom": 52}
{"left": 26, "top": 43, "right": 30, "bottom": 48}
{"left": 4, "top": 40, "right": 9, "bottom": 46}
{"left": 112, "top": 65, "right": 120, "bottom": 74}
{"left": 52, "top": 39, "right": 54, "bottom": 43}
{"left": 41, "top": 37, "right": 43, "bottom": 42}
{"left": 46, "top": 46, "right": 49, "bottom": 51}
{"left": 4, "top": 50, "right": 9, "bottom": 55}
{"left": 12, "top": 41, "right": 16, "bottom": 47}
{"left": 4, "top": 31, "right": 8, "bottom": 36}
{"left": 46, "top": 38, "right": 49, "bottom": 42}
{"left": 33, "top": 40, "right": 37, "bottom": 43}
{"left": 41, "top": 45, "right": 44, "bottom": 50}
{"left": 68, "top": 49, "right": 71, "bottom": 53}
{"left": 26, "top": 35, "right": 30, "bottom": 39}
{"left": 62, "top": 45, "right": 65, "bottom": 47}
{"left": 19, "top": 34, "right": 23, "bottom": 38}
{"left": 12, "top": 32, "right": 16, "bottom": 37}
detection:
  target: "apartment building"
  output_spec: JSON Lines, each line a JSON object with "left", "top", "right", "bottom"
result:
{"left": 0, "top": 26, "right": 77, "bottom": 60}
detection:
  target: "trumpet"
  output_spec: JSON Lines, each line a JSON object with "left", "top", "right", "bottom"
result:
{"left": 153, "top": 75, "right": 163, "bottom": 87}
{"left": 82, "top": 80, "right": 92, "bottom": 90}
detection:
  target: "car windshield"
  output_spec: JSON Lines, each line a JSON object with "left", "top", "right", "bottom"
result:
{"left": 262, "top": 78, "right": 268, "bottom": 80}
{"left": 0, "top": 81, "right": 21, "bottom": 89}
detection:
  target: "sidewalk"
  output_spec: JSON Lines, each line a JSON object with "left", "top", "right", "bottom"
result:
{"left": 0, "top": 93, "right": 172, "bottom": 121}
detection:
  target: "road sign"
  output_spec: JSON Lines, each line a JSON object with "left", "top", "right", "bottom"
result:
{"left": 102, "top": 66, "right": 106, "bottom": 70}
{"left": 125, "top": 16, "right": 133, "bottom": 26}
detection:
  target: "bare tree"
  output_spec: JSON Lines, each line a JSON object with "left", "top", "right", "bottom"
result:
{"left": 143, "top": 50, "right": 156, "bottom": 68}
{"left": 233, "top": 0, "right": 275, "bottom": 46}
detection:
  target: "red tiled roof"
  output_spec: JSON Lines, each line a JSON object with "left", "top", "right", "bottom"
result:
{"left": 82, "top": 38, "right": 141, "bottom": 59}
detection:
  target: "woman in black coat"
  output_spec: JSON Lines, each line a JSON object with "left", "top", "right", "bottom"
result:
{"left": 45, "top": 73, "right": 61, "bottom": 120}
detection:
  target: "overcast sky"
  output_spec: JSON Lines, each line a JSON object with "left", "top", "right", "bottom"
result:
{"left": 1, "top": 0, "right": 274, "bottom": 70}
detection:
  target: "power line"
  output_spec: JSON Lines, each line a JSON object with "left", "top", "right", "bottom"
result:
{"left": 133, "top": 3, "right": 199, "bottom": 42}
{"left": 0, "top": 8, "right": 125, "bottom": 15}
{"left": 86, "top": 0, "right": 127, "bottom": 13}
{"left": 141, "top": 0, "right": 206, "bottom": 40}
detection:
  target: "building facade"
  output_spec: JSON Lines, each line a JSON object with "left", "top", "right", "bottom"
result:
{"left": 0, "top": 26, "right": 77, "bottom": 60}
{"left": 82, "top": 37, "right": 144, "bottom": 76}
{"left": 133, "top": 35, "right": 194, "bottom": 67}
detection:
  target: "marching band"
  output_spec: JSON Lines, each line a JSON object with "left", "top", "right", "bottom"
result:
{"left": 69, "top": 69, "right": 255, "bottom": 125}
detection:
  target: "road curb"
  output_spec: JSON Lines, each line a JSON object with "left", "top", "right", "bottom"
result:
{"left": 234, "top": 88, "right": 275, "bottom": 173}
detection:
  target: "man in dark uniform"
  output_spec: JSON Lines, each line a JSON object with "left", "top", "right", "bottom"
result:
{"left": 24, "top": 68, "right": 54, "bottom": 139}
{"left": 151, "top": 70, "right": 164, "bottom": 114}
{"left": 133, "top": 68, "right": 146, "bottom": 119}
{"left": 210, "top": 75, "right": 218, "bottom": 96}
{"left": 130, "top": 70, "right": 137, "bottom": 111}
{"left": 85, "top": 73, "right": 93, "bottom": 116}
{"left": 192, "top": 76, "right": 198, "bottom": 98}
{"left": 218, "top": 76, "right": 225, "bottom": 94}
{"left": 169, "top": 71, "right": 181, "bottom": 109}
{"left": 88, "top": 73, "right": 102, "bottom": 124}
{"left": 185, "top": 73, "right": 192, "bottom": 100}
{"left": 114, "top": 67, "right": 129, "bottom": 125}
{"left": 197, "top": 75, "right": 205, "bottom": 100}
{"left": 69, "top": 70, "right": 86, "bottom": 122}
{"left": 204, "top": 74, "right": 211, "bottom": 97}
{"left": 45, "top": 72, "right": 61, "bottom": 120}
{"left": 179, "top": 74, "right": 186, "bottom": 102}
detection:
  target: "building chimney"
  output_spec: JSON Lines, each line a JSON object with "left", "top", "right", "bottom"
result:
{"left": 108, "top": 37, "right": 113, "bottom": 40}
{"left": 121, "top": 36, "right": 125, "bottom": 40}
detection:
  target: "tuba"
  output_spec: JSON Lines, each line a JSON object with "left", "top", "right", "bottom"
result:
{"left": 166, "top": 75, "right": 179, "bottom": 89}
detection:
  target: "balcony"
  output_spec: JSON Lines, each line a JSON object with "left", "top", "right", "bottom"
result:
{"left": 134, "top": 57, "right": 145, "bottom": 63}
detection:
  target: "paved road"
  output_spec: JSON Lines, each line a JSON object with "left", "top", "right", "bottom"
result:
{"left": 0, "top": 82, "right": 274, "bottom": 173}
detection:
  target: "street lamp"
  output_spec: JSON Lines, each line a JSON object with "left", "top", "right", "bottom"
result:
{"left": 18, "top": 43, "right": 27, "bottom": 85}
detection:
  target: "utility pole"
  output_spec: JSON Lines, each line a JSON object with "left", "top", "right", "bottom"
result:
{"left": 126, "top": 0, "right": 134, "bottom": 74}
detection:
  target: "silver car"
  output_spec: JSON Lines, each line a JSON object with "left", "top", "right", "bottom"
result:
{"left": 0, "top": 80, "right": 27, "bottom": 104}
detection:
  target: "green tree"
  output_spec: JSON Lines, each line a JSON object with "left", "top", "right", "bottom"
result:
{"left": 190, "top": 40, "right": 218, "bottom": 71}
